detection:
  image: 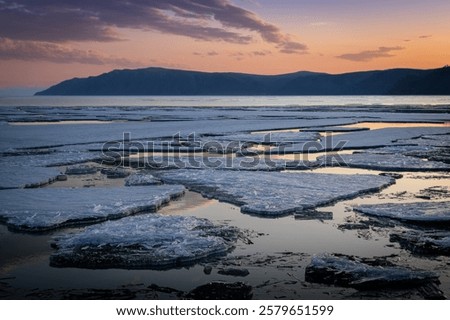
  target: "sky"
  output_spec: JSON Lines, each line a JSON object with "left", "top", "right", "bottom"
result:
{"left": 0, "top": 0, "right": 449, "bottom": 88}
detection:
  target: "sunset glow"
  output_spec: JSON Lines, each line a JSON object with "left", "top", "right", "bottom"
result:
{"left": 0, "top": 0, "right": 449, "bottom": 88}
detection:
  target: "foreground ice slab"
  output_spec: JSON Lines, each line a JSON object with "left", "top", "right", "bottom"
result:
{"left": 0, "top": 185, "right": 185, "bottom": 232}
{"left": 318, "top": 152, "right": 450, "bottom": 171}
{"left": 0, "top": 158, "right": 61, "bottom": 189}
{"left": 50, "top": 214, "right": 238, "bottom": 269}
{"left": 305, "top": 254, "right": 439, "bottom": 290}
{"left": 354, "top": 201, "right": 450, "bottom": 226}
{"left": 158, "top": 170, "right": 393, "bottom": 216}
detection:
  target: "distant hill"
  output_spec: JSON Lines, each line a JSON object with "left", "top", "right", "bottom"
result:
{"left": 35, "top": 66, "right": 450, "bottom": 96}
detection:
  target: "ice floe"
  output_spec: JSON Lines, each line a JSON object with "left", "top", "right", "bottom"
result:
{"left": 125, "top": 172, "right": 162, "bottom": 186}
{"left": 269, "top": 127, "right": 450, "bottom": 154}
{"left": 305, "top": 253, "right": 439, "bottom": 289}
{"left": 215, "top": 131, "right": 321, "bottom": 144}
{"left": 318, "top": 152, "right": 450, "bottom": 171}
{"left": 390, "top": 231, "right": 450, "bottom": 255}
{"left": 158, "top": 170, "right": 394, "bottom": 216}
{"left": 126, "top": 155, "right": 287, "bottom": 171}
{"left": 0, "top": 161, "right": 61, "bottom": 189}
{"left": 0, "top": 185, "right": 185, "bottom": 232}
{"left": 50, "top": 214, "right": 238, "bottom": 269}
{"left": 354, "top": 201, "right": 450, "bottom": 226}
{"left": 65, "top": 164, "right": 98, "bottom": 175}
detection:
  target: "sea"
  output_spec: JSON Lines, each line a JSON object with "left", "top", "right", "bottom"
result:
{"left": 1, "top": 95, "right": 450, "bottom": 108}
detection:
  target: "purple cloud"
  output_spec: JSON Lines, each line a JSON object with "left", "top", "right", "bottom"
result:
{"left": 0, "top": 0, "right": 307, "bottom": 54}
{"left": 0, "top": 37, "right": 140, "bottom": 66}
{"left": 336, "top": 46, "right": 404, "bottom": 62}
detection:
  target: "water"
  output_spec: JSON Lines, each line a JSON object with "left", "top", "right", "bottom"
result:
{"left": 1, "top": 95, "right": 450, "bottom": 108}
{"left": 0, "top": 96, "right": 449, "bottom": 299}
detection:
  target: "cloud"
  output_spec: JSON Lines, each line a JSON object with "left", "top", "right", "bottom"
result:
{"left": 0, "top": 37, "right": 140, "bottom": 66}
{"left": 279, "top": 41, "right": 308, "bottom": 54}
{"left": 419, "top": 35, "right": 432, "bottom": 39}
{"left": 0, "top": 0, "right": 307, "bottom": 53}
{"left": 252, "top": 50, "right": 271, "bottom": 56}
{"left": 336, "top": 46, "right": 404, "bottom": 62}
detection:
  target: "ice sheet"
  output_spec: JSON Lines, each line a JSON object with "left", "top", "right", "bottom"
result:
{"left": 318, "top": 152, "right": 450, "bottom": 171}
{"left": 0, "top": 185, "right": 185, "bottom": 231}
{"left": 354, "top": 201, "right": 450, "bottom": 225}
{"left": 269, "top": 127, "right": 450, "bottom": 154}
{"left": 50, "top": 214, "right": 238, "bottom": 269}
{"left": 0, "top": 159, "right": 61, "bottom": 189}
{"left": 127, "top": 155, "right": 287, "bottom": 171}
{"left": 125, "top": 172, "right": 162, "bottom": 186}
{"left": 158, "top": 170, "right": 394, "bottom": 216}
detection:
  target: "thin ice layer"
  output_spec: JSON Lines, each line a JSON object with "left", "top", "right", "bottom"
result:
{"left": 215, "top": 131, "right": 321, "bottom": 144}
{"left": 269, "top": 127, "right": 450, "bottom": 154}
{"left": 50, "top": 214, "right": 238, "bottom": 269}
{"left": 318, "top": 152, "right": 450, "bottom": 171}
{"left": 127, "top": 155, "right": 287, "bottom": 171}
{"left": 159, "top": 170, "right": 393, "bottom": 216}
{"left": 354, "top": 201, "right": 450, "bottom": 225}
{"left": 125, "top": 173, "right": 161, "bottom": 186}
{"left": 0, "top": 185, "right": 185, "bottom": 232}
{"left": 0, "top": 158, "right": 61, "bottom": 189}
{"left": 305, "top": 253, "right": 439, "bottom": 289}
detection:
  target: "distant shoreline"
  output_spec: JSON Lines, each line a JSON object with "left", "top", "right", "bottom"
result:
{"left": 35, "top": 66, "right": 450, "bottom": 96}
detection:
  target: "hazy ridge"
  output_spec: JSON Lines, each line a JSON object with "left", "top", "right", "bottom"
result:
{"left": 36, "top": 66, "right": 450, "bottom": 96}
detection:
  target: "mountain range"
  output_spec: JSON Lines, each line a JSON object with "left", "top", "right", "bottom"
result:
{"left": 35, "top": 66, "right": 450, "bottom": 96}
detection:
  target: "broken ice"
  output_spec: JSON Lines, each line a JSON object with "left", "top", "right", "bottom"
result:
{"left": 0, "top": 157, "right": 61, "bottom": 189}
{"left": 305, "top": 253, "right": 439, "bottom": 289}
{"left": 159, "top": 170, "right": 394, "bottom": 216}
{"left": 0, "top": 185, "right": 185, "bottom": 232}
{"left": 354, "top": 201, "right": 450, "bottom": 226}
{"left": 319, "top": 152, "right": 450, "bottom": 171}
{"left": 50, "top": 214, "right": 238, "bottom": 269}
{"left": 390, "top": 230, "right": 450, "bottom": 256}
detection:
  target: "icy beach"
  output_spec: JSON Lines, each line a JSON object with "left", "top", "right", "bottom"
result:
{"left": 0, "top": 96, "right": 449, "bottom": 299}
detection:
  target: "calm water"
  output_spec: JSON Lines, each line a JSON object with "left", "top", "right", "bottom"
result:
{"left": 1, "top": 95, "right": 450, "bottom": 107}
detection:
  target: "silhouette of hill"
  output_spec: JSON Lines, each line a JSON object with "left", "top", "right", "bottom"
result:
{"left": 35, "top": 66, "right": 450, "bottom": 96}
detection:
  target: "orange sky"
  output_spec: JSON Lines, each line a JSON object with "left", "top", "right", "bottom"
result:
{"left": 0, "top": 0, "right": 449, "bottom": 88}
